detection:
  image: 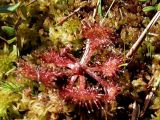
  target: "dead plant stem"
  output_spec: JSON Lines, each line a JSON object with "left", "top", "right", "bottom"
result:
{"left": 100, "top": 0, "right": 116, "bottom": 26}
{"left": 126, "top": 11, "right": 160, "bottom": 59}
{"left": 57, "top": 7, "right": 81, "bottom": 25}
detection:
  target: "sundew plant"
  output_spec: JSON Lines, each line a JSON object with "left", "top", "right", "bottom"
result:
{"left": 0, "top": 0, "right": 160, "bottom": 120}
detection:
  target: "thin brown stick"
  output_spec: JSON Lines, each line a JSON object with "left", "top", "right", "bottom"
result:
{"left": 140, "top": 91, "right": 154, "bottom": 117}
{"left": 27, "top": 0, "right": 37, "bottom": 6}
{"left": 100, "top": 0, "right": 116, "bottom": 26}
{"left": 140, "top": 70, "right": 160, "bottom": 117}
{"left": 129, "top": 13, "right": 160, "bottom": 118}
{"left": 0, "top": 36, "right": 8, "bottom": 44}
{"left": 92, "top": 0, "right": 100, "bottom": 19}
{"left": 126, "top": 11, "right": 160, "bottom": 59}
{"left": 57, "top": 7, "right": 81, "bottom": 25}
{"left": 131, "top": 101, "right": 140, "bottom": 120}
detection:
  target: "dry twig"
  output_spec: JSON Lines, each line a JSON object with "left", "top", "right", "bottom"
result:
{"left": 0, "top": 36, "right": 8, "bottom": 44}
{"left": 126, "top": 11, "right": 160, "bottom": 59}
{"left": 92, "top": 0, "right": 100, "bottom": 19}
{"left": 27, "top": 0, "right": 37, "bottom": 6}
{"left": 140, "top": 70, "right": 160, "bottom": 117}
{"left": 57, "top": 7, "right": 82, "bottom": 25}
{"left": 100, "top": 0, "right": 116, "bottom": 26}
{"left": 131, "top": 101, "right": 140, "bottom": 120}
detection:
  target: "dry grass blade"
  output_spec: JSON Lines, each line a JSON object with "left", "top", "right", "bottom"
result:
{"left": 140, "top": 91, "right": 154, "bottom": 117}
{"left": 93, "top": 0, "right": 100, "bottom": 19}
{"left": 100, "top": 0, "right": 116, "bottom": 26}
{"left": 0, "top": 36, "right": 8, "bottom": 44}
{"left": 57, "top": 7, "right": 81, "bottom": 25}
{"left": 27, "top": 0, "right": 37, "bottom": 6}
{"left": 126, "top": 11, "right": 160, "bottom": 59}
{"left": 140, "top": 73, "right": 160, "bottom": 117}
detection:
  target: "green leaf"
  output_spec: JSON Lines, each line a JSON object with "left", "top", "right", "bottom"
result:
{"left": 118, "top": 63, "right": 128, "bottom": 67}
{"left": 98, "top": 0, "right": 103, "bottom": 17}
{"left": 0, "top": 2, "right": 21, "bottom": 13}
{"left": 143, "top": 6, "right": 157, "bottom": 12}
{"left": 1, "top": 26, "right": 15, "bottom": 37}
{"left": 19, "top": 4, "right": 27, "bottom": 20}
{"left": 7, "top": 37, "right": 16, "bottom": 44}
{"left": 9, "top": 45, "right": 18, "bottom": 59}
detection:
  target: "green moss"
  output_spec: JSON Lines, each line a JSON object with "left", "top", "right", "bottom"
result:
{"left": 49, "top": 18, "right": 82, "bottom": 49}
{"left": 0, "top": 45, "right": 17, "bottom": 79}
{"left": 0, "top": 91, "right": 20, "bottom": 118}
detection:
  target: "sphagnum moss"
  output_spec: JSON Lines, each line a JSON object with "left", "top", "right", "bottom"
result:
{"left": 0, "top": 0, "right": 160, "bottom": 120}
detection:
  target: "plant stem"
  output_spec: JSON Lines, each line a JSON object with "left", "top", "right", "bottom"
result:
{"left": 98, "top": 0, "right": 103, "bottom": 17}
{"left": 0, "top": 36, "right": 8, "bottom": 44}
{"left": 27, "top": 0, "right": 37, "bottom": 6}
{"left": 57, "top": 7, "right": 81, "bottom": 25}
{"left": 131, "top": 101, "right": 140, "bottom": 120}
{"left": 126, "top": 11, "right": 160, "bottom": 59}
{"left": 93, "top": 0, "right": 100, "bottom": 19}
{"left": 100, "top": 0, "right": 116, "bottom": 26}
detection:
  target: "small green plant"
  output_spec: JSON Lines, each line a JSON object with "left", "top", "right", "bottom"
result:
{"left": 139, "top": 0, "right": 160, "bottom": 12}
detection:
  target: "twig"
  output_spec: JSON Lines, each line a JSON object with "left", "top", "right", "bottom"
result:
{"left": 140, "top": 70, "right": 160, "bottom": 117}
{"left": 131, "top": 101, "right": 140, "bottom": 120}
{"left": 148, "top": 32, "right": 159, "bottom": 37}
{"left": 57, "top": 7, "right": 82, "bottom": 25}
{"left": 92, "top": 0, "right": 100, "bottom": 19}
{"left": 26, "top": 0, "right": 37, "bottom": 6}
{"left": 129, "top": 13, "right": 160, "bottom": 116}
{"left": 119, "top": 8, "right": 124, "bottom": 20}
{"left": 100, "top": 0, "right": 116, "bottom": 26}
{"left": 140, "top": 91, "right": 154, "bottom": 117}
{"left": 0, "top": 36, "right": 8, "bottom": 44}
{"left": 126, "top": 11, "right": 160, "bottom": 59}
